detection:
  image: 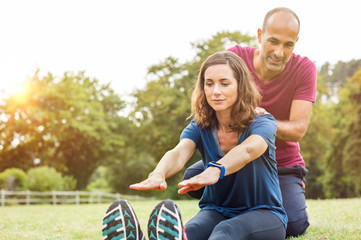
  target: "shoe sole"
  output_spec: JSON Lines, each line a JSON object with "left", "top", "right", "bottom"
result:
{"left": 148, "top": 199, "right": 183, "bottom": 240}
{"left": 102, "top": 199, "right": 145, "bottom": 240}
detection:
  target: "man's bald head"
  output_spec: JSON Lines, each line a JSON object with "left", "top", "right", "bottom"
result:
{"left": 262, "top": 7, "right": 300, "bottom": 34}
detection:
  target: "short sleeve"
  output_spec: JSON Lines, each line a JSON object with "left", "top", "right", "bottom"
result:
{"left": 180, "top": 120, "right": 201, "bottom": 145}
{"left": 293, "top": 59, "right": 317, "bottom": 103}
{"left": 249, "top": 114, "right": 277, "bottom": 157}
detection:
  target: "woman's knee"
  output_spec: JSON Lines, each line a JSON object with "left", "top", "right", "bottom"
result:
{"left": 184, "top": 222, "right": 207, "bottom": 240}
{"left": 183, "top": 160, "right": 204, "bottom": 199}
{"left": 183, "top": 160, "right": 204, "bottom": 180}
{"left": 209, "top": 221, "right": 240, "bottom": 239}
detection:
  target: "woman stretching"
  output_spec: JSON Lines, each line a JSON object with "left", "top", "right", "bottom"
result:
{"left": 102, "top": 51, "right": 287, "bottom": 240}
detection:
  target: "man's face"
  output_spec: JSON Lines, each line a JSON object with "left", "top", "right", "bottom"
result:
{"left": 258, "top": 12, "right": 299, "bottom": 72}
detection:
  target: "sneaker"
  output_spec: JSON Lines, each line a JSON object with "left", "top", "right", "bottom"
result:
{"left": 102, "top": 199, "right": 145, "bottom": 240}
{"left": 148, "top": 199, "right": 183, "bottom": 240}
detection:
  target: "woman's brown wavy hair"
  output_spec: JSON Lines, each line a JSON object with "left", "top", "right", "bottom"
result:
{"left": 191, "top": 51, "right": 262, "bottom": 131}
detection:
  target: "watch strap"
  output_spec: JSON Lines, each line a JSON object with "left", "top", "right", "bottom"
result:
{"left": 206, "top": 162, "right": 225, "bottom": 180}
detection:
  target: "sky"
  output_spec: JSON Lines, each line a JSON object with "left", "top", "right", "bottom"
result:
{"left": 0, "top": 0, "right": 360, "bottom": 98}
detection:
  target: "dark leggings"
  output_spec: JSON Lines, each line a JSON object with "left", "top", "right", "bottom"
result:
{"left": 183, "top": 161, "right": 309, "bottom": 238}
{"left": 185, "top": 209, "right": 286, "bottom": 240}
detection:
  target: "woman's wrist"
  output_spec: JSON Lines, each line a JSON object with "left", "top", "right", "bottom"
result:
{"left": 206, "top": 162, "right": 225, "bottom": 179}
{"left": 148, "top": 171, "right": 165, "bottom": 179}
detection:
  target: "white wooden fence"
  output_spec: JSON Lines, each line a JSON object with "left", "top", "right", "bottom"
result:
{"left": 0, "top": 189, "right": 152, "bottom": 206}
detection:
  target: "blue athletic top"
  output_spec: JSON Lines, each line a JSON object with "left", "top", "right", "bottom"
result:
{"left": 180, "top": 114, "right": 288, "bottom": 227}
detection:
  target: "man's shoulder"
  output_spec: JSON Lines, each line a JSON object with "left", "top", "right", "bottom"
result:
{"left": 228, "top": 45, "right": 256, "bottom": 56}
{"left": 228, "top": 45, "right": 256, "bottom": 68}
{"left": 290, "top": 52, "right": 316, "bottom": 70}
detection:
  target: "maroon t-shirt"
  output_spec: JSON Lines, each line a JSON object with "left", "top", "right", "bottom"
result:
{"left": 228, "top": 45, "right": 317, "bottom": 167}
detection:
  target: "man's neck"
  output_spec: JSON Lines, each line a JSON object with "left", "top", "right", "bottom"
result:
{"left": 253, "top": 49, "right": 285, "bottom": 83}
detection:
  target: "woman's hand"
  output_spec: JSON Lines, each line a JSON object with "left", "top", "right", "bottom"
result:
{"left": 177, "top": 167, "right": 220, "bottom": 194}
{"left": 129, "top": 172, "right": 167, "bottom": 191}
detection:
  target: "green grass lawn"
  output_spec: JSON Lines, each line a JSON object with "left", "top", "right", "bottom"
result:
{"left": 0, "top": 198, "right": 360, "bottom": 239}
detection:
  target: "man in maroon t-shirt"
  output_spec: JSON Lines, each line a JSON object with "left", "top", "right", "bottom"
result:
{"left": 183, "top": 7, "right": 317, "bottom": 238}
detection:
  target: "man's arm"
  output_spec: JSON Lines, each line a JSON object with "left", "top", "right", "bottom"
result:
{"left": 276, "top": 100, "right": 312, "bottom": 142}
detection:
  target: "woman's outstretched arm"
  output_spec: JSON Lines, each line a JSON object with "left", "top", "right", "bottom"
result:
{"left": 130, "top": 138, "right": 196, "bottom": 191}
{"left": 178, "top": 134, "right": 268, "bottom": 194}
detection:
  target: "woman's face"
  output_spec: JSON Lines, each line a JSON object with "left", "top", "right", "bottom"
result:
{"left": 204, "top": 64, "right": 238, "bottom": 114}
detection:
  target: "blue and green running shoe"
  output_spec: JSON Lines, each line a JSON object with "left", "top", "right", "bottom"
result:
{"left": 102, "top": 199, "right": 145, "bottom": 240}
{"left": 148, "top": 199, "right": 183, "bottom": 240}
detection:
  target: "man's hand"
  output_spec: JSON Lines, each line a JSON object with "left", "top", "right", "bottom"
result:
{"left": 255, "top": 107, "right": 269, "bottom": 115}
{"left": 178, "top": 167, "right": 220, "bottom": 194}
{"left": 129, "top": 172, "right": 167, "bottom": 191}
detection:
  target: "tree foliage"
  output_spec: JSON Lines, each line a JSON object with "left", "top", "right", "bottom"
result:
{"left": 300, "top": 74, "right": 332, "bottom": 199}
{"left": 319, "top": 59, "right": 361, "bottom": 97}
{"left": 26, "top": 166, "right": 65, "bottom": 191}
{"left": 322, "top": 67, "right": 361, "bottom": 198}
{"left": 0, "top": 71, "right": 128, "bottom": 189}
{"left": 0, "top": 168, "right": 27, "bottom": 191}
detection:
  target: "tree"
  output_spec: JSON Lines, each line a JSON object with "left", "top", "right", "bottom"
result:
{"left": 0, "top": 71, "right": 128, "bottom": 189}
{"left": 322, "top": 67, "right": 361, "bottom": 198}
{"left": 299, "top": 74, "right": 332, "bottom": 199}
{"left": 27, "top": 166, "right": 64, "bottom": 191}
{"left": 319, "top": 59, "right": 361, "bottom": 97}
{"left": 0, "top": 168, "right": 27, "bottom": 191}
{"left": 337, "top": 67, "right": 361, "bottom": 196}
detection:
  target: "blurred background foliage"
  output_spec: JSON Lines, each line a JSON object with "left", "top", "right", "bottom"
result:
{"left": 1, "top": 31, "right": 361, "bottom": 199}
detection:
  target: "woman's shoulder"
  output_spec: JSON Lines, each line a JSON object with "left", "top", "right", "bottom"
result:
{"left": 188, "top": 119, "right": 200, "bottom": 128}
{"left": 187, "top": 119, "right": 213, "bottom": 131}
{"left": 249, "top": 113, "right": 277, "bottom": 131}
{"left": 181, "top": 119, "right": 213, "bottom": 143}
{"left": 254, "top": 113, "right": 276, "bottom": 122}
{"left": 183, "top": 119, "right": 206, "bottom": 134}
